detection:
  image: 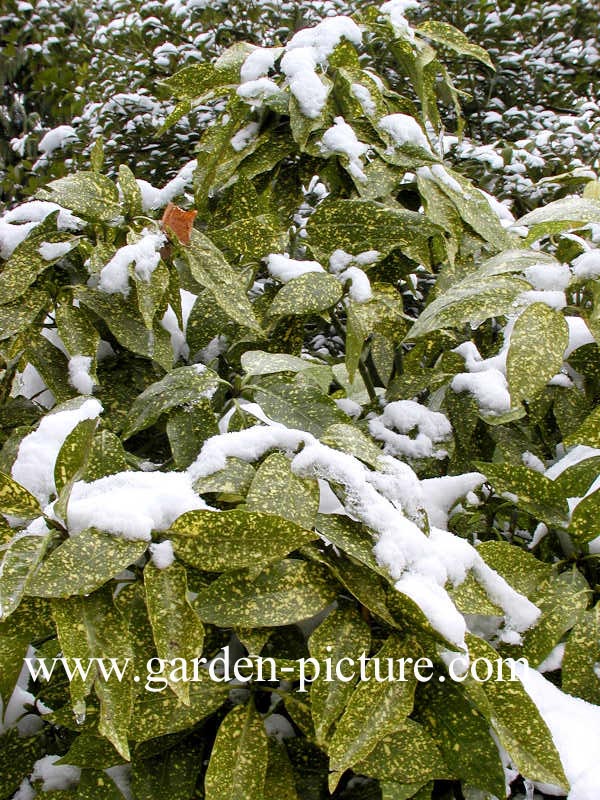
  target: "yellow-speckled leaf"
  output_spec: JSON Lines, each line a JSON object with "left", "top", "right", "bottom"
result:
{"left": 466, "top": 634, "right": 568, "bottom": 790}
{"left": 0, "top": 471, "right": 40, "bottom": 517}
{"left": 38, "top": 172, "right": 121, "bottom": 222}
{"left": 182, "top": 230, "right": 261, "bottom": 332}
{"left": 419, "top": 679, "right": 506, "bottom": 797}
{"left": 417, "top": 21, "right": 493, "bottom": 67}
{"left": 520, "top": 570, "right": 590, "bottom": 667}
{"left": 253, "top": 376, "right": 347, "bottom": 437}
{"left": 476, "top": 541, "right": 553, "bottom": 599}
{"left": 507, "top": 303, "right": 569, "bottom": 404}
{"left": 52, "top": 590, "right": 133, "bottom": 759}
{"left": 83, "top": 431, "right": 129, "bottom": 482}
{"left": 474, "top": 462, "right": 569, "bottom": 527}
{"left": 194, "top": 559, "right": 337, "bottom": 627}
{"left": 264, "top": 738, "right": 299, "bottom": 800}
{"left": 562, "top": 603, "right": 600, "bottom": 703}
{"left": 306, "top": 199, "right": 438, "bottom": 268}
{"left": 517, "top": 197, "right": 600, "bottom": 244}
{"left": 0, "top": 530, "right": 52, "bottom": 620}
{"left": 144, "top": 561, "right": 205, "bottom": 704}
{"left": 564, "top": 405, "right": 600, "bottom": 449}
{"left": 268, "top": 273, "right": 343, "bottom": 318}
{"left": 204, "top": 702, "right": 268, "bottom": 800}
{"left": 121, "top": 364, "right": 221, "bottom": 439}
{"left": 129, "top": 669, "right": 228, "bottom": 742}
{"left": 0, "top": 212, "right": 79, "bottom": 304}
{"left": 0, "top": 289, "right": 50, "bottom": 340}
{"left": 246, "top": 453, "right": 319, "bottom": 529}
{"left": 27, "top": 529, "right": 147, "bottom": 598}
{"left": 569, "top": 489, "right": 600, "bottom": 545}
{"left": 171, "top": 509, "right": 316, "bottom": 572}
{"left": 320, "top": 423, "right": 382, "bottom": 468}
{"left": 309, "top": 604, "right": 370, "bottom": 744}
{"left": 407, "top": 275, "right": 530, "bottom": 340}
{"left": 117, "top": 164, "right": 143, "bottom": 219}
{"left": 54, "top": 417, "right": 99, "bottom": 494}
{"left": 328, "top": 635, "right": 417, "bottom": 774}
{"left": 356, "top": 718, "right": 452, "bottom": 783}
{"left": 193, "top": 457, "right": 255, "bottom": 499}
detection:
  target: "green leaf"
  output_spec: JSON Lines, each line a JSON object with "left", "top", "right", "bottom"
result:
{"left": 54, "top": 417, "right": 99, "bottom": 494}
{"left": 194, "top": 559, "right": 337, "bottom": 627}
{"left": 121, "top": 365, "right": 221, "bottom": 439}
{"left": 27, "top": 529, "right": 147, "bottom": 598}
{"left": 0, "top": 730, "right": 45, "bottom": 798}
{"left": 407, "top": 274, "right": 530, "bottom": 339}
{"left": 309, "top": 605, "right": 370, "bottom": 744}
{"left": 314, "top": 514, "right": 382, "bottom": 574}
{"left": 56, "top": 301, "right": 100, "bottom": 360}
{"left": 245, "top": 453, "right": 320, "bottom": 529}
{"left": 0, "top": 529, "right": 52, "bottom": 619}
{"left": 58, "top": 734, "right": 122, "bottom": 769}
{"left": 268, "top": 273, "right": 343, "bottom": 317}
{"left": 204, "top": 701, "right": 269, "bottom": 800}
{"left": 77, "top": 770, "right": 124, "bottom": 800}
{"left": 564, "top": 405, "right": 600, "bottom": 449}
{"left": 356, "top": 718, "right": 451, "bottom": 783}
{"left": 476, "top": 541, "right": 552, "bottom": 599}
{"left": 171, "top": 509, "right": 316, "bottom": 572}
{"left": 474, "top": 462, "right": 569, "bottom": 527}
{"left": 264, "top": 739, "right": 299, "bottom": 800}
{"left": 328, "top": 636, "right": 417, "bottom": 773}
{"left": 419, "top": 679, "right": 506, "bottom": 797}
{"left": 193, "top": 457, "right": 255, "bottom": 499}
{"left": 181, "top": 230, "right": 262, "bottom": 332}
{"left": 0, "top": 471, "right": 40, "bottom": 517}
{"left": 84, "top": 431, "right": 129, "bottom": 482}
{"left": 167, "top": 401, "right": 219, "bottom": 469}
{"left": 417, "top": 20, "right": 494, "bottom": 68}
{"left": 211, "top": 214, "right": 286, "bottom": 262}
{"left": 320, "top": 423, "right": 382, "bottom": 468}
{"left": 52, "top": 590, "right": 133, "bottom": 759}
{"left": 0, "top": 598, "right": 51, "bottom": 699}
{"left": 507, "top": 303, "right": 569, "bottom": 404}
{"left": 0, "top": 288, "right": 50, "bottom": 340}
{"left": 307, "top": 199, "right": 437, "bottom": 267}
{"left": 129, "top": 670, "right": 228, "bottom": 742}
{"left": 570, "top": 490, "right": 600, "bottom": 545}
{"left": 144, "top": 561, "right": 205, "bottom": 703}
{"left": 118, "top": 164, "right": 143, "bottom": 218}
{"left": 241, "top": 350, "right": 331, "bottom": 383}
{"left": 253, "top": 376, "right": 347, "bottom": 437}
{"left": 562, "top": 603, "right": 600, "bottom": 703}
{"left": 131, "top": 736, "right": 202, "bottom": 800}
{"left": 466, "top": 634, "right": 568, "bottom": 790}
{"left": 0, "top": 212, "right": 78, "bottom": 304}
{"left": 520, "top": 570, "right": 590, "bottom": 667}
{"left": 518, "top": 197, "right": 600, "bottom": 243}
{"left": 38, "top": 172, "right": 121, "bottom": 222}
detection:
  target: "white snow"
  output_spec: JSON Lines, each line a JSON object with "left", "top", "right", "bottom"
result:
{"left": 421, "top": 473, "right": 486, "bottom": 528}
{"left": 136, "top": 159, "right": 196, "bottom": 212}
{"left": 351, "top": 83, "right": 376, "bottom": 115}
{"left": 68, "top": 355, "right": 94, "bottom": 395}
{"left": 479, "top": 188, "right": 516, "bottom": 228}
{"left": 452, "top": 369, "right": 512, "bottom": 415}
{"left": 513, "top": 661, "right": 600, "bottom": 800}
{"left": 281, "top": 17, "right": 362, "bottom": 118}
{"left": 37, "top": 125, "right": 77, "bottom": 156}
{"left": 149, "top": 539, "right": 175, "bottom": 569}
{"left": 189, "top": 424, "right": 538, "bottom": 647}
{"left": 524, "top": 262, "right": 571, "bottom": 291}
{"left": 572, "top": 249, "right": 600, "bottom": 280}
{"left": 236, "top": 77, "right": 281, "bottom": 104}
{"left": 0, "top": 201, "right": 83, "bottom": 259}
{"left": 380, "top": 0, "right": 419, "bottom": 39}
{"left": 67, "top": 471, "right": 209, "bottom": 541}
{"left": 517, "top": 290, "right": 567, "bottom": 311}
{"left": 266, "top": 253, "right": 324, "bottom": 283}
{"left": 230, "top": 121, "right": 260, "bottom": 152}
{"left": 98, "top": 230, "right": 166, "bottom": 295}
{"left": 38, "top": 240, "right": 77, "bottom": 261}
{"left": 31, "top": 755, "right": 80, "bottom": 792}
{"left": 545, "top": 445, "right": 600, "bottom": 481}
{"left": 368, "top": 400, "right": 452, "bottom": 460}
{"left": 12, "top": 398, "right": 103, "bottom": 506}
{"left": 319, "top": 116, "right": 369, "bottom": 181}
{"left": 379, "top": 114, "right": 433, "bottom": 154}
{"left": 336, "top": 266, "right": 372, "bottom": 302}
{"left": 565, "top": 316, "right": 595, "bottom": 357}
{"left": 240, "top": 47, "right": 281, "bottom": 82}
{"left": 522, "top": 451, "right": 545, "bottom": 473}
{"left": 537, "top": 642, "right": 565, "bottom": 673}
